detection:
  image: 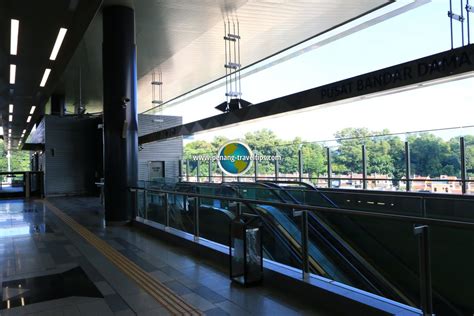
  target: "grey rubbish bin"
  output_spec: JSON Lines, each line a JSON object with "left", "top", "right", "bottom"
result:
{"left": 229, "top": 213, "right": 263, "bottom": 286}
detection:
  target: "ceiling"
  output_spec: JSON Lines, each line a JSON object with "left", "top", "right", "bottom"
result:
{"left": 59, "top": 0, "right": 392, "bottom": 114}
{"left": 0, "top": 0, "right": 102, "bottom": 150}
{"left": 1, "top": 0, "right": 392, "bottom": 150}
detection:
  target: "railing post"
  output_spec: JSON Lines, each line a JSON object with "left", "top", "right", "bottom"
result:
{"left": 144, "top": 190, "right": 148, "bottom": 219}
{"left": 164, "top": 193, "right": 170, "bottom": 228}
{"left": 414, "top": 225, "right": 434, "bottom": 316}
{"left": 460, "top": 137, "right": 467, "bottom": 194}
{"left": 362, "top": 145, "right": 367, "bottom": 190}
{"left": 301, "top": 210, "right": 310, "bottom": 280}
{"left": 405, "top": 142, "right": 411, "bottom": 192}
{"left": 327, "top": 147, "right": 332, "bottom": 188}
{"left": 196, "top": 160, "right": 200, "bottom": 183}
{"left": 208, "top": 160, "right": 212, "bottom": 183}
{"left": 186, "top": 160, "right": 190, "bottom": 181}
{"left": 298, "top": 148, "right": 303, "bottom": 183}
{"left": 193, "top": 197, "right": 200, "bottom": 241}
{"left": 221, "top": 170, "right": 225, "bottom": 183}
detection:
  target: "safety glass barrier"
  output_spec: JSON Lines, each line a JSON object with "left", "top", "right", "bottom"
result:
{"left": 132, "top": 185, "right": 474, "bottom": 315}
{"left": 0, "top": 172, "right": 44, "bottom": 197}
{"left": 0, "top": 173, "right": 25, "bottom": 194}
{"left": 136, "top": 180, "right": 474, "bottom": 222}
{"left": 137, "top": 190, "right": 145, "bottom": 218}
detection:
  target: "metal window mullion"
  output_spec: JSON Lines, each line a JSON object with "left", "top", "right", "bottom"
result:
{"left": 327, "top": 147, "right": 332, "bottom": 188}
{"left": 298, "top": 149, "right": 303, "bottom": 183}
{"left": 186, "top": 160, "right": 190, "bottom": 181}
{"left": 196, "top": 160, "right": 200, "bottom": 183}
{"left": 274, "top": 157, "right": 279, "bottom": 181}
{"left": 362, "top": 145, "right": 367, "bottom": 190}
{"left": 405, "top": 142, "right": 411, "bottom": 192}
{"left": 208, "top": 160, "right": 212, "bottom": 183}
{"left": 460, "top": 137, "right": 467, "bottom": 194}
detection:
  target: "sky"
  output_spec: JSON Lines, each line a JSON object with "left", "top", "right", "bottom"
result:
{"left": 148, "top": 0, "right": 474, "bottom": 144}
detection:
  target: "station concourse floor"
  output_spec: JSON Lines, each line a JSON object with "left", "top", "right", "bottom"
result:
{"left": 0, "top": 197, "right": 329, "bottom": 316}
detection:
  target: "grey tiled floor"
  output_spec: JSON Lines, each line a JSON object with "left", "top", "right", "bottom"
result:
{"left": 0, "top": 198, "right": 326, "bottom": 315}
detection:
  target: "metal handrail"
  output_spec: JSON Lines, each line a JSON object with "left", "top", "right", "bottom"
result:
{"left": 130, "top": 186, "right": 474, "bottom": 229}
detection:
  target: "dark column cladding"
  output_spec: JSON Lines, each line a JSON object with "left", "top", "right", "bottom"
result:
{"left": 50, "top": 94, "right": 65, "bottom": 116}
{"left": 102, "top": 6, "right": 138, "bottom": 222}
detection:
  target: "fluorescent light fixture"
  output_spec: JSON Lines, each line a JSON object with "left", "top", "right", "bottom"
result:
{"left": 39, "top": 68, "right": 51, "bottom": 87}
{"left": 29, "top": 106, "right": 36, "bottom": 114}
{"left": 9, "top": 104, "right": 13, "bottom": 113}
{"left": 22, "top": 129, "right": 26, "bottom": 134}
{"left": 8, "top": 129, "right": 11, "bottom": 134}
{"left": 49, "top": 28, "right": 67, "bottom": 60}
{"left": 0, "top": 127, "right": 3, "bottom": 136}
{"left": 8, "top": 115, "right": 13, "bottom": 122}
{"left": 26, "top": 115, "right": 31, "bottom": 123}
{"left": 10, "top": 19, "right": 19, "bottom": 55}
{"left": 10, "top": 64, "right": 16, "bottom": 84}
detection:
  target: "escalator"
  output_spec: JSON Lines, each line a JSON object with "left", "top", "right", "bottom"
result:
{"left": 174, "top": 182, "right": 392, "bottom": 292}
{"left": 172, "top": 182, "right": 321, "bottom": 276}
{"left": 261, "top": 180, "right": 466, "bottom": 315}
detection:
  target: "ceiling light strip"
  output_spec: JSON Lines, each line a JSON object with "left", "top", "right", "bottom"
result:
{"left": 9, "top": 104, "right": 14, "bottom": 113}
{"left": 10, "top": 64, "right": 16, "bottom": 84}
{"left": 26, "top": 116, "right": 31, "bottom": 123}
{"left": 29, "top": 106, "right": 36, "bottom": 114}
{"left": 49, "top": 28, "right": 67, "bottom": 61}
{"left": 10, "top": 19, "right": 19, "bottom": 55}
{"left": 40, "top": 68, "right": 51, "bottom": 87}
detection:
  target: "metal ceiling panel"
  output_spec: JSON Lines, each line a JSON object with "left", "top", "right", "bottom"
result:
{"left": 60, "top": 0, "right": 391, "bottom": 114}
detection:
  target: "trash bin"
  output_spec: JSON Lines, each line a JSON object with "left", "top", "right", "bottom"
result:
{"left": 229, "top": 213, "right": 263, "bottom": 285}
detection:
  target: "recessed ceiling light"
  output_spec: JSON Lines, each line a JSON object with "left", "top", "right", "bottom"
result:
{"left": 10, "top": 64, "right": 16, "bottom": 84}
{"left": 49, "top": 28, "right": 67, "bottom": 61}
{"left": 9, "top": 104, "right": 14, "bottom": 113}
{"left": 9, "top": 115, "right": 13, "bottom": 122}
{"left": 10, "top": 19, "right": 19, "bottom": 55}
{"left": 26, "top": 115, "right": 31, "bottom": 123}
{"left": 29, "top": 106, "right": 36, "bottom": 114}
{"left": 40, "top": 68, "right": 51, "bottom": 87}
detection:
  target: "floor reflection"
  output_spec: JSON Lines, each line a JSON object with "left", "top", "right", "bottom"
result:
{"left": 0, "top": 199, "right": 48, "bottom": 238}
{"left": 2, "top": 267, "right": 103, "bottom": 309}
